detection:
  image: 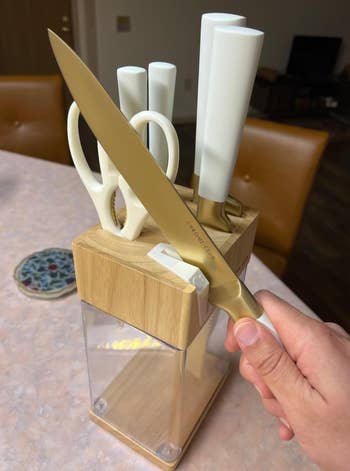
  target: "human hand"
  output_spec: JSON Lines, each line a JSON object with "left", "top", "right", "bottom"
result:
{"left": 225, "top": 290, "right": 350, "bottom": 471}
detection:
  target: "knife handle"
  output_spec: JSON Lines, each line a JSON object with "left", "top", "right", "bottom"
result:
{"left": 117, "top": 66, "right": 147, "bottom": 142}
{"left": 257, "top": 312, "right": 283, "bottom": 346}
{"left": 230, "top": 280, "right": 283, "bottom": 346}
{"left": 194, "top": 13, "right": 246, "bottom": 178}
{"left": 199, "top": 26, "right": 264, "bottom": 203}
{"left": 148, "top": 62, "right": 176, "bottom": 171}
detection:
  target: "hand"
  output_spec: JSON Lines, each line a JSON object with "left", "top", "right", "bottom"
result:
{"left": 225, "top": 290, "right": 350, "bottom": 471}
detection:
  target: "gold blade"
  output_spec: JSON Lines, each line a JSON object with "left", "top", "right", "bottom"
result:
{"left": 48, "top": 29, "right": 261, "bottom": 321}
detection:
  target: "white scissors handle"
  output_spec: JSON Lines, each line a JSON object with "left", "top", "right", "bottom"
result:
{"left": 67, "top": 102, "right": 121, "bottom": 235}
{"left": 129, "top": 110, "right": 179, "bottom": 182}
{"left": 67, "top": 103, "right": 179, "bottom": 240}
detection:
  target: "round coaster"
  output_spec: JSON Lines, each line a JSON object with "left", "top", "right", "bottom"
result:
{"left": 14, "top": 248, "right": 76, "bottom": 299}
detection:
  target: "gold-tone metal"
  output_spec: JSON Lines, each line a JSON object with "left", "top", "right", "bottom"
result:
{"left": 197, "top": 196, "right": 233, "bottom": 232}
{"left": 225, "top": 194, "right": 243, "bottom": 217}
{"left": 191, "top": 173, "right": 199, "bottom": 203}
{"left": 192, "top": 173, "right": 242, "bottom": 217}
{"left": 110, "top": 191, "right": 119, "bottom": 226}
{"left": 48, "top": 30, "right": 263, "bottom": 323}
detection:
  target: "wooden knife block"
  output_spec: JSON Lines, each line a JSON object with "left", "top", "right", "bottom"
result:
{"left": 72, "top": 186, "right": 258, "bottom": 470}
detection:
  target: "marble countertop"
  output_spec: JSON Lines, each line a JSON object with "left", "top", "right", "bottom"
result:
{"left": 0, "top": 151, "right": 319, "bottom": 471}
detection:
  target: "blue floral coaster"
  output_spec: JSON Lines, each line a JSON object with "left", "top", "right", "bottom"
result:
{"left": 14, "top": 248, "right": 76, "bottom": 299}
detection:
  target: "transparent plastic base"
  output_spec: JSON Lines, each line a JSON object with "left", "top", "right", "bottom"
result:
{"left": 82, "top": 302, "right": 233, "bottom": 464}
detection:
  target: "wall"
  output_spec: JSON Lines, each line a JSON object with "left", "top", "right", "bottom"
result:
{"left": 82, "top": 0, "right": 350, "bottom": 121}
{"left": 72, "top": 0, "right": 98, "bottom": 74}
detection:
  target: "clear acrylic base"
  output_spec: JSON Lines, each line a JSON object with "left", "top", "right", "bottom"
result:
{"left": 82, "top": 302, "right": 234, "bottom": 469}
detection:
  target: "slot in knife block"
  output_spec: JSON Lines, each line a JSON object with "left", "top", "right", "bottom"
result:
{"left": 73, "top": 186, "right": 258, "bottom": 470}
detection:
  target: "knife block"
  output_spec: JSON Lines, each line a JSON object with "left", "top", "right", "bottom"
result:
{"left": 73, "top": 186, "right": 258, "bottom": 470}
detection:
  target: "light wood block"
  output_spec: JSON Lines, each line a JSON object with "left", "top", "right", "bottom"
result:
{"left": 73, "top": 185, "right": 258, "bottom": 349}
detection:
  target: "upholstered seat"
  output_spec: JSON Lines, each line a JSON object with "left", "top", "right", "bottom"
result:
{"left": 231, "top": 117, "right": 329, "bottom": 277}
{"left": 0, "top": 75, "right": 70, "bottom": 164}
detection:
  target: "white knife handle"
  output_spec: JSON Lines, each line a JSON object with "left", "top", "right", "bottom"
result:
{"left": 199, "top": 26, "right": 264, "bottom": 202}
{"left": 148, "top": 62, "right": 176, "bottom": 171}
{"left": 194, "top": 13, "right": 246, "bottom": 177}
{"left": 117, "top": 66, "right": 147, "bottom": 142}
{"left": 257, "top": 312, "right": 283, "bottom": 346}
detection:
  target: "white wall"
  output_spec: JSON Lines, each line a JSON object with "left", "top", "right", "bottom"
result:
{"left": 72, "top": 0, "right": 98, "bottom": 73}
{"left": 88, "top": 0, "right": 350, "bottom": 121}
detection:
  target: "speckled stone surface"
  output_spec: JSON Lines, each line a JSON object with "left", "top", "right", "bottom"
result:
{"left": 0, "top": 151, "right": 319, "bottom": 471}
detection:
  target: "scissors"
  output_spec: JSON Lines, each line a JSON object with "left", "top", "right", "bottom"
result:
{"left": 67, "top": 102, "right": 179, "bottom": 240}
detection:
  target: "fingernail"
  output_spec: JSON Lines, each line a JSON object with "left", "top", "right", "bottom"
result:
{"left": 234, "top": 321, "right": 259, "bottom": 348}
{"left": 279, "top": 417, "right": 292, "bottom": 430}
{"left": 254, "top": 384, "right": 263, "bottom": 396}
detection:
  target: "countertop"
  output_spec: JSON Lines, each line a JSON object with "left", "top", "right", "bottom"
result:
{"left": 0, "top": 151, "right": 319, "bottom": 471}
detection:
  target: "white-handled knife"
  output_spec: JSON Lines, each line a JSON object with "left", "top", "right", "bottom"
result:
{"left": 148, "top": 62, "right": 176, "bottom": 171}
{"left": 198, "top": 26, "right": 264, "bottom": 229}
{"left": 194, "top": 13, "right": 246, "bottom": 199}
{"left": 117, "top": 66, "right": 147, "bottom": 142}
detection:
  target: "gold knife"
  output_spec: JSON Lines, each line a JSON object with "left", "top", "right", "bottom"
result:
{"left": 48, "top": 29, "right": 280, "bottom": 338}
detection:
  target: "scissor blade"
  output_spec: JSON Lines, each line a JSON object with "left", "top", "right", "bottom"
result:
{"left": 48, "top": 29, "right": 261, "bottom": 321}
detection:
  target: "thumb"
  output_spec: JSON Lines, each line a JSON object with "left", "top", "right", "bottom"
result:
{"left": 234, "top": 319, "right": 306, "bottom": 407}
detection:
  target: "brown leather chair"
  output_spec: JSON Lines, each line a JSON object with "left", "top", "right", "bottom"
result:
{"left": 0, "top": 75, "right": 70, "bottom": 164}
{"left": 230, "top": 117, "right": 329, "bottom": 277}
